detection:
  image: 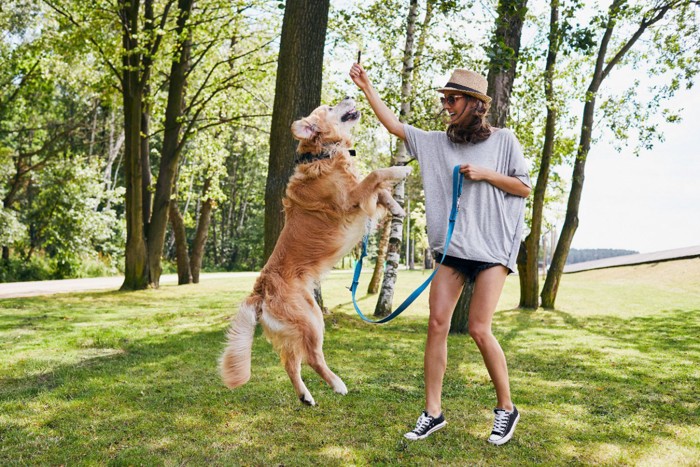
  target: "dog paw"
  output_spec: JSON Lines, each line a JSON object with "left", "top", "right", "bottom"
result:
{"left": 300, "top": 393, "right": 316, "bottom": 406}
{"left": 395, "top": 166, "right": 412, "bottom": 179}
{"left": 390, "top": 205, "right": 406, "bottom": 218}
{"left": 333, "top": 379, "right": 348, "bottom": 396}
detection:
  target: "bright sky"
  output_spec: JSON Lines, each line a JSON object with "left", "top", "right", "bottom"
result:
{"left": 569, "top": 85, "right": 700, "bottom": 254}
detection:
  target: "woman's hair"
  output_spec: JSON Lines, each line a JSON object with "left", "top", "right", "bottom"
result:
{"left": 445, "top": 96, "right": 492, "bottom": 144}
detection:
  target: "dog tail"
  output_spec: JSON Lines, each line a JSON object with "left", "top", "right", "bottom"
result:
{"left": 220, "top": 296, "right": 260, "bottom": 389}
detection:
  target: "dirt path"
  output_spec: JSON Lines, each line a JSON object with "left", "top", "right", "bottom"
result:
{"left": 0, "top": 272, "right": 260, "bottom": 299}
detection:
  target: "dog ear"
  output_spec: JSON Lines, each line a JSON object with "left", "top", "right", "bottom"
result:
{"left": 291, "top": 117, "right": 318, "bottom": 140}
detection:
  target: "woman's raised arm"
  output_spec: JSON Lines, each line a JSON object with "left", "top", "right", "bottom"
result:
{"left": 349, "top": 63, "right": 406, "bottom": 140}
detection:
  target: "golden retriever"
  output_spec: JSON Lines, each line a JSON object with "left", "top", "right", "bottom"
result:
{"left": 219, "top": 97, "right": 411, "bottom": 405}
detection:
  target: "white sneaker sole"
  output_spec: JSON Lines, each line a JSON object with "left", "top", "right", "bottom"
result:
{"left": 404, "top": 420, "right": 447, "bottom": 440}
{"left": 488, "top": 412, "right": 520, "bottom": 446}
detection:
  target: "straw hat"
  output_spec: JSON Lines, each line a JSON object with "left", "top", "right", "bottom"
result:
{"left": 437, "top": 69, "right": 491, "bottom": 104}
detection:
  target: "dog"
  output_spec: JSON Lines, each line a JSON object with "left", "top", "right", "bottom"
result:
{"left": 219, "top": 97, "right": 411, "bottom": 405}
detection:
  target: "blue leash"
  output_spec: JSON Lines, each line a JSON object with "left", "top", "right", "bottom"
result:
{"left": 348, "top": 165, "right": 464, "bottom": 324}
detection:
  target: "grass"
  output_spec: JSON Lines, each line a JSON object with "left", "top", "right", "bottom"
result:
{"left": 1, "top": 259, "right": 699, "bottom": 465}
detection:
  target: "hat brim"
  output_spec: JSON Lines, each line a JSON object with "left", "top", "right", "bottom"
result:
{"left": 437, "top": 86, "right": 492, "bottom": 104}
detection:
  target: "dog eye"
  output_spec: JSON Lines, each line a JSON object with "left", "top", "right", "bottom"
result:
{"left": 328, "top": 106, "right": 334, "bottom": 111}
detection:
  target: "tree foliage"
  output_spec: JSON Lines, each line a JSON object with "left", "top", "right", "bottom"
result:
{"left": 1, "top": 0, "right": 698, "bottom": 299}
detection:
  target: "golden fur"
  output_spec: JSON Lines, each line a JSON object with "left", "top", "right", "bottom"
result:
{"left": 220, "top": 98, "right": 410, "bottom": 405}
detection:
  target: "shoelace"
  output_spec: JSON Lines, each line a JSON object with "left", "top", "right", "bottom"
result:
{"left": 492, "top": 410, "right": 509, "bottom": 435}
{"left": 413, "top": 413, "right": 432, "bottom": 433}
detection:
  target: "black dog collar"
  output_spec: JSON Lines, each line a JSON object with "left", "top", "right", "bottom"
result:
{"left": 295, "top": 149, "right": 356, "bottom": 165}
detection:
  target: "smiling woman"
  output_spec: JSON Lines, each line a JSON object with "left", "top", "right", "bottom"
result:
{"left": 350, "top": 62, "right": 531, "bottom": 444}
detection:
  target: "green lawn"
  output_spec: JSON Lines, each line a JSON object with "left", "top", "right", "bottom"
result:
{"left": 1, "top": 259, "right": 699, "bottom": 465}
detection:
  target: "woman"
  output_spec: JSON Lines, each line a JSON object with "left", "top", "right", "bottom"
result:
{"left": 349, "top": 65, "right": 531, "bottom": 445}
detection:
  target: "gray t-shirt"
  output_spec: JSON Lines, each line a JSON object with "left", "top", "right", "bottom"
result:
{"left": 403, "top": 124, "right": 530, "bottom": 273}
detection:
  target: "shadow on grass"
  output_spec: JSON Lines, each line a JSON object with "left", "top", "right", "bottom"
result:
{"left": 489, "top": 306, "right": 700, "bottom": 459}
{"left": 1, "top": 303, "right": 699, "bottom": 464}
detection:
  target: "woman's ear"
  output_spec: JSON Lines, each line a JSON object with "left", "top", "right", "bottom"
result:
{"left": 291, "top": 117, "right": 318, "bottom": 140}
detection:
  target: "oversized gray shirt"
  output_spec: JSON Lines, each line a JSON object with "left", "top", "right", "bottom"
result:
{"left": 403, "top": 124, "right": 530, "bottom": 273}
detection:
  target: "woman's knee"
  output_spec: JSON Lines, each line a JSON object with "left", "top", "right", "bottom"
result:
{"left": 468, "top": 323, "right": 492, "bottom": 346}
{"left": 428, "top": 311, "right": 451, "bottom": 335}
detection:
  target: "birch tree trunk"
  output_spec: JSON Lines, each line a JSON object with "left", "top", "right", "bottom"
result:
{"left": 373, "top": 0, "right": 418, "bottom": 317}
{"left": 368, "top": 216, "right": 391, "bottom": 294}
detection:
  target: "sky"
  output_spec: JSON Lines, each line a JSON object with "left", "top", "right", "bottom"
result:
{"left": 567, "top": 84, "right": 700, "bottom": 254}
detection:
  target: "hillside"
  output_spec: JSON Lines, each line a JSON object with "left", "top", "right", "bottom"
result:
{"left": 555, "top": 257, "right": 700, "bottom": 317}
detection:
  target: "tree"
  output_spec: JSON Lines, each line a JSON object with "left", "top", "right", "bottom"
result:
{"left": 1, "top": 1, "right": 118, "bottom": 273}
{"left": 518, "top": 0, "right": 564, "bottom": 308}
{"left": 117, "top": 0, "right": 170, "bottom": 290}
{"left": 146, "top": 0, "right": 194, "bottom": 287}
{"left": 264, "top": 0, "right": 330, "bottom": 261}
{"left": 486, "top": 0, "right": 530, "bottom": 128}
{"left": 541, "top": 0, "right": 700, "bottom": 308}
{"left": 373, "top": 0, "right": 418, "bottom": 317}
{"left": 451, "top": 0, "right": 529, "bottom": 333}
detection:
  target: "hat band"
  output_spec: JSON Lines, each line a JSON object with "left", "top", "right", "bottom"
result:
{"left": 444, "top": 82, "right": 486, "bottom": 96}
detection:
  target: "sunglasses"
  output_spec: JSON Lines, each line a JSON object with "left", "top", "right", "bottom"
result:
{"left": 440, "top": 94, "right": 464, "bottom": 106}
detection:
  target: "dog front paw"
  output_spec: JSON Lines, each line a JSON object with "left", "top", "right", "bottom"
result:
{"left": 378, "top": 190, "right": 406, "bottom": 218}
{"left": 391, "top": 205, "right": 406, "bottom": 218}
{"left": 389, "top": 165, "right": 412, "bottom": 180}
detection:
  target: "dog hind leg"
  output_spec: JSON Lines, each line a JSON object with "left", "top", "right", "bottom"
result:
{"left": 281, "top": 347, "right": 316, "bottom": 406}
{"left": 303, "top": 298, "right": 348, "bottom": 395}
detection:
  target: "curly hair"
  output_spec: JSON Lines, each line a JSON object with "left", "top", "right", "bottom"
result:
{"left": 445, "top": 96, "right": 492, "bottom": 144}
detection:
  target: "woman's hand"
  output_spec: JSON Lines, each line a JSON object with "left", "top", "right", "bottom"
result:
{"left": 349, "top": 63, "right": 371, "bottom": 91}
{"left": 461, "top": 164, "right": 531, "bottom": 197}
{"left": 348, "top": 63, "right": 405, "bottom": 139}
{"left": 460, "top": 164, "right": 490, "bottom": 181}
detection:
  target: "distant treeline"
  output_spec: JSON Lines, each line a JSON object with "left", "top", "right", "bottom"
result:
{"left": 566, "top": 249, "right": 639, "bottom": 265}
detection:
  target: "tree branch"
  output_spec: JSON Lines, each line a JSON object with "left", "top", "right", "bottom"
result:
{"left": 42, "top": 0, "right": 123, "bottom": 87}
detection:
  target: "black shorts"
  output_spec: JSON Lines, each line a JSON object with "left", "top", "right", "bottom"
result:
{"left": 433, "top": 251, "right": 502, "bottom": 284}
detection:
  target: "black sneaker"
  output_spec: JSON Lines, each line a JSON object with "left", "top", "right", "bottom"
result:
{"left": 488, "top": 405, "right": 520, "bottom": 445}
{"left": 404, "top": 411, "right": 447, "bottom": 440}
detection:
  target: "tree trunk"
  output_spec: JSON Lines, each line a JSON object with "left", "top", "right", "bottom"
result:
{"left": 449, "top": 280, "right": 473, "bottom": 334}
{"left": 368, "top": 216, "right": 391, "bottom": 294}
{"left": 141, "top": 105, "right": 152, "bottom": 233}
{"left": 264, "top": 0, "right": 330, "bottom": 261}
{"left": 191, "top": 194, "right": 214, "bottom": 283}
{"left": 374, "top": 0, "right": 418, "bottom": 317}
{"left": 518, "top": 0, "right": 560, "bottom": 309}
{"left": 451, "top": 0, "right": 528, "bottom": 332}
{"left": 147, "top": 0, "right": 194, "bottom": 288}
{"left": 120, "top": 0, "right": 149, "bottom": 291}
{"left": 486, "top": 0, "right": 529, "bottom": 128}
{"left": 169, "top": 199, "right": 192, "bottom": 285}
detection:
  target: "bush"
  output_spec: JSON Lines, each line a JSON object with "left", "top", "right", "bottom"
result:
{"left": 0, "top": 255, "right": 53, "bottom": 283}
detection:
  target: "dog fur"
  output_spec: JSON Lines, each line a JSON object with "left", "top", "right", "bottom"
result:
{"left": 219, "top": 98, "right": 411, "bottom": 405}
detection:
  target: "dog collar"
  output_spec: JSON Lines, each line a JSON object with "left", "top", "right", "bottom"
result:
{"left": 295, "top": 149, "right": 356, "bottom": 165}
